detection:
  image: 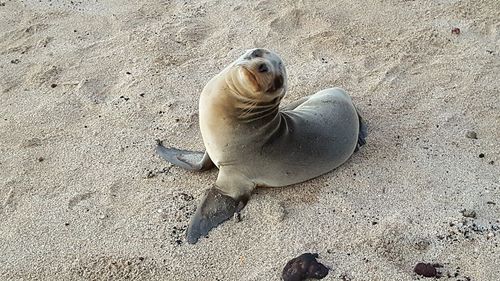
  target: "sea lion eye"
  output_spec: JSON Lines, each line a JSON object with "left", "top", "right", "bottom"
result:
{"left": 258, "top": 63, "right": 269, "bottom": 73}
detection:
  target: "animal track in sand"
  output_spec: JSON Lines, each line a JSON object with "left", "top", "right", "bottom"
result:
{"left": 68, "top": 191, "right": 95, "bottom": 210}
{"left": 360, "top": 218, "right": 427, "bottom": 267}
{"left": 253, "top": 0, "right": 279, "bottom": 20}
{"left": 174, "top": 21, "right": 214, "bottom": 48}
{"left": 71, "top": 255, "right": 168, "bottom": 280}
{"left": 1, "top": 181, "right": 17, "bottom": 214}
{"left": 24, "top": 64, "right": 61, "bottom": 87}
{"left": 167, "top": 192, "right": 196, "bottom": 246}
{"left": 266, "top": 7, "right": 340, "bottom": 50}
{"left": 268, "top": 8, "right": 304, "bottom": 35}
{"left": 19, "top": 137, "right": 43, "bottom": 148}
{"left": 73, "top": 78, "right": 111, "bottom": 104}
{"left": 0, "top": 22, "right": 48, "bottom": 52}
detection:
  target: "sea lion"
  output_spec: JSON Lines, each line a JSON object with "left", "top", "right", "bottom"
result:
{"left": 157, "top": 48, "right": 367, "bottom": 244}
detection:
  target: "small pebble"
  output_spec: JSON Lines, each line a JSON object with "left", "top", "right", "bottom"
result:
{"left": 144, "top": 170, "right": 155, "bottom": 178}
{"left": 465, "top": 130, "right": 477, "bottom": 139}
{"left": 472, "top": 223, "right": 487, "bottom": 232}
{"left": 50, "top": 83, "right": 57, "bottom": 88}
{"left": 479, "top": 153, "right": 485, "bottom": 158}
{"left": 37, "top": 157, "right": 44, "bottom": 162}
{"left": 233, "top": 212, "right": 241, "bottom": 222}
{"left": 414, "top": 263, "right": 437, "bottom": 277}
{"left": 461, "top": 209, "right": 477, "bottom": 218}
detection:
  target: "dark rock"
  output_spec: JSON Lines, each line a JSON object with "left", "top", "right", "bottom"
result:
{"left": 414, "top": 263, "right": 437, "bottom": 277}
{"left": 282, "top": 253, "right": 329, "bottom": 281}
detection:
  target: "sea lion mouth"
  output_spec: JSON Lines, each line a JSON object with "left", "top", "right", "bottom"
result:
{"left": 239, "top": 65, "right": 260, "bottom": 92}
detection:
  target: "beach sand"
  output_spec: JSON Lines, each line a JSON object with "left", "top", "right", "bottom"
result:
{"left": 1, "top": 0, "right": 499, "bottom": 280}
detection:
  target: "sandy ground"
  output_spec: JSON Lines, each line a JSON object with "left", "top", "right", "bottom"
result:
{"left": 1, "top": 0, "right": 499, "bottom": 280}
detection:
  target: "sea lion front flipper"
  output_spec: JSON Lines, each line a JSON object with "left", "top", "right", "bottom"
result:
{"left": 156, "top": 140, "right": 214, "bottom": 171}
{"left": 186, "top": 187, "right": 248, "bottom": 244}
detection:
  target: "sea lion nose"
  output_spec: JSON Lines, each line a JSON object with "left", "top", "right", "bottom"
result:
{"left": 258, "top": 63, "right": 269, "bottom": 73}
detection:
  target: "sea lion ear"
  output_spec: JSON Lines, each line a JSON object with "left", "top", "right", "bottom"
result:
{"left": 267, "top": 74, "right": 284, "bottom": 93}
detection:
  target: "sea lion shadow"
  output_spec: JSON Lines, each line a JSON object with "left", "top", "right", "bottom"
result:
{"left": 254, "top": 150, "right": 367, "bottom": 206}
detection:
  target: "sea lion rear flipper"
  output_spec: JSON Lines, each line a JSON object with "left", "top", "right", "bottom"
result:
{"left": 186, "top": 187, "right": 248, "bottom": 244}
{"left": 156, "top": 140, "right": 214, "bottom": 171}
{"left": 354, "top": 110, "right": 367, "bottom": 152}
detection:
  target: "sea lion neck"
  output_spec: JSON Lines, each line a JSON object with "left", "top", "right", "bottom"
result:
{"left": 222, "top": 68, "right": 283, "bottom": 124}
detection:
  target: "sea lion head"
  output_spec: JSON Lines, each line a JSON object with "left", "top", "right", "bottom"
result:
{"left": 230, "top": 48, "right": 287, "bottom": 103}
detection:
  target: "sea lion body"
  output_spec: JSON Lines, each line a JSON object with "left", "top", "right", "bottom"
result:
{"left": 201, "top": 86, "right": 359, "bottom": 189}
{"left": 157, "top": 48, "right": 366, "bottom": 243}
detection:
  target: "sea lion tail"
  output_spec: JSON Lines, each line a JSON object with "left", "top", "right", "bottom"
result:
{"left": 355, "top": 111, "right": 367, "bottom": 152}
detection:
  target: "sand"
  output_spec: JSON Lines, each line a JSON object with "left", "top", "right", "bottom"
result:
{"left": 0, "top": 0, "right": 499, "bottom": 280}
